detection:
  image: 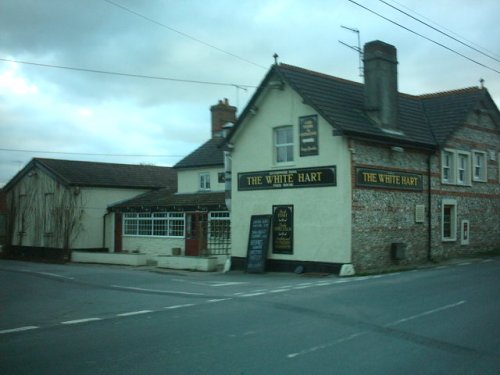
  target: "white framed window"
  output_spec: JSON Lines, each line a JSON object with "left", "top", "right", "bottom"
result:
{"left": 441, "top": 199, "right": 457, "bottom": 242}
{"left": 441, "top": 150, "right": 455, "bottom": 184}
{"left": 456, "top": 151, "right": 471, "bottom": 185}
{"left": 199, "top": 172, "right": 211, "bottom": 191}
{"left": 208, "top": 211, "right": 230, "bottom": 240}
{"left": 123, "top": 212, "right": 185, "bottom": 237}
{"left": 274, "top": 126, "right": 294, "bottom": 163}
{"left": 472, "top": 150, "right": 487, "bottom": 182}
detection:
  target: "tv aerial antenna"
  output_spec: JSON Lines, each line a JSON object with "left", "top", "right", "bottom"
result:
{"left": 339, "top": 25, "right": 363, "bottom": 77}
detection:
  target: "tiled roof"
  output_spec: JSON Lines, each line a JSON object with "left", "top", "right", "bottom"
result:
{"left": 229, "top": 63, "right": 491, "bottom": 149}
{"left": 110, "top": 189, "right": 226, "bottom": 211}
{"left": 174, "top": 138, "right": 224, "bottom": 169}
{"left": 419, "top": 88, "right": 484, "bottom": 145}
{"left": 4, "top": 158, "right": 177, "bottom": 191}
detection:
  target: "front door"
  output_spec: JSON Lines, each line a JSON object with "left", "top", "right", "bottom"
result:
{"left": 185, "top": 212, "right": 207, "bottom": 256}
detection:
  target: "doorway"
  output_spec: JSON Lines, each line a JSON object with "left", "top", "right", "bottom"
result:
{"left": 185, "top": 212, "right": 207, "bottom": 256}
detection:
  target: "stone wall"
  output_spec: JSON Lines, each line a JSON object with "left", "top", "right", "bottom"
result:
{"left": 351, "top": 108, "right": 499, "bottom": 272}
{"left": 350, "top": 140, "right": 431, "bottom": 272}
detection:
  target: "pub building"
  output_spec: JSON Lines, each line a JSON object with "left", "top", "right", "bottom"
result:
{"left": 225, "top": 40, "right": 500, "bottom": 274}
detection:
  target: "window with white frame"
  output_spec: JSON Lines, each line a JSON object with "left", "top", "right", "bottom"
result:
{"left": 441, "top": 150, "right": 454, "bottom": 183}
{"left": 456, "top": 151, "right": 471, "bottom": 185}
{"left": 441, "top": 149, "right": 471, "bottom": 186}
{"left": 208, "top": 211, "right": 230, "bottom": 240}
{"left": 199, "top": 172, "right": 211, "bottom": 191}
{"left": 123, "top": 212, "right": 185, "bottom": 237}
{"left": 441, "top": 199, "right": 457, "bottom": 241}
{"left": 274, "top": 126, "right": 294, "bottom": 163}
{"left": 472, "top": 150, "right": 487, "bottom": 182}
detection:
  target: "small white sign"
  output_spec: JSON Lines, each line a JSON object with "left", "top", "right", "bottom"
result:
{"left": 415, "top": 204, "right": 425, "bottom": 223}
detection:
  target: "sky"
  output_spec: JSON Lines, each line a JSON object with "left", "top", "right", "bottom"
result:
{"left": 1, "top": 0, "right": 499, "bottom": 187}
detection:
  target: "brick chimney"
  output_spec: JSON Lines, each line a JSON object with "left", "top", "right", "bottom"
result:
{"left": 210, "top": 98, "right": 236, "bottom": 138}
{"left": 363, "top": 41, "right": 399, "bottom": 130}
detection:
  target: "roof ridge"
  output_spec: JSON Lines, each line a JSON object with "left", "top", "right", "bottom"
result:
{"left": 416, "top": 86, "right": 481, "bottom": 99}
{"left": 34, "top": 157, "right": 171, "bottom": 169}
{"left": 278, "top": 63, "right": 363, "bottom": 87}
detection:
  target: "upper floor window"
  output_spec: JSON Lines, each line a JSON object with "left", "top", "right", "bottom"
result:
{"left": 199, "top": 172, "right": 211, "bottom": 191}
{"left": 457, "top": 152, "right": 471, "bottom": 185}
{"left": 275, "top": 126, "right": 293, "bottom": 163}
{"left": 441, "top": 149, "right": 471, "bottom": 186}
{"left": 442, "top": 150, "right": 454, "bottom": 183}
{"left": 472, "top": 150, "right": 487, "bottom": 182}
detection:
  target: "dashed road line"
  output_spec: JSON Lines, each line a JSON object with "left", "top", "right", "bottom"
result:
{"left": 36, "top": 272, "right": 75, "bottom": 280}
{"left": 61, "top": 318, "right": 102, "bottom": 325}
{"left": 163, "top": 304, "right": 195, "bottom": 310}
{"left": 111, "top": 285, "right": 205, "bottom": 296}
{"left": 0, "top": 326, "right": 39, "bottom": 335}
{"left": 116, "top": 310, "right": 153, "bottom": 317}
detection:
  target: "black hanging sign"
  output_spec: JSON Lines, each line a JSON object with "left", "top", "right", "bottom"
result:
{"left": 299, "top": 115, "right": 319, "bottom": 156}
{"left": 246, "top": 215, "right": 272, "bottom": 273}
{"left": 272, "top": 205, "right": 293, "bottom": 254}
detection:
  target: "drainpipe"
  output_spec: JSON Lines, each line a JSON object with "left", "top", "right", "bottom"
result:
{"left": 427, "top": 154, "right": 432, "bottom": 262}
{"left": 102, "top": 210, "right": 109, "bottom": 249}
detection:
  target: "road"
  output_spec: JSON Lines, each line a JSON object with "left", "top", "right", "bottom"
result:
{"left": 0, "top": 258, "right": 499, "bottom": 375}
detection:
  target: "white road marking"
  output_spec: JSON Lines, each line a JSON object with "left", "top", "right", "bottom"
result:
{"left": 287, "top": 300, "right": 467, "bottom": 359}
{"left": 287, "top": 332, "right": 368, "bottom": 359}
{"left": 210, "top": 282, "right": 247, "bottom": 287}
{"left": 206, "top": 298, "right": 232, "bottom": 303}
{"left": 240, "top": 292, "right": 267, "bottom": 297}
{"left": 386, "top": 300, "right": 466, "bottom": 327}
{"left": 111, "top": 285, "right": 204, "bottom": 296}
{"left": 36, "top": 272, "right": 75, "bottom": 280}
{"left": 116, "top": 310, "right": 153, "bottom": 317}
{"left": 163, "top": 304, "right": 195, "bottom": 310}
{"left": 0, "top": 326, "right": 39, "bottom": 334}
{"left": 61, "top": 318, "right": 102, "bottom": 325}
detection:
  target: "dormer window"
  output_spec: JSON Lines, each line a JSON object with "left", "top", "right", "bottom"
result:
{"left": 199, "top": 172, "right": 211, "bottom": 191}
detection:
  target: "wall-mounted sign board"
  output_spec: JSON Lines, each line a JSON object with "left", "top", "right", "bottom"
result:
{"left": 238, "top": 166, "right": 336, "bottom": 191}
{"left": 356, "top": 167, "right": 423, "bottom": 191}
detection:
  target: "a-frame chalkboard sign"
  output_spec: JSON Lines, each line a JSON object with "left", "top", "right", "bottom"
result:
{"left": 246, "top": 215, "right": 272, "bottom": 273}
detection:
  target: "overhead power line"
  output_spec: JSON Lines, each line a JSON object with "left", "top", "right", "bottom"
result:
{"left": 378, "top": 0, "right": 500, "bottom": 63}
{"left": 348, "top": 0, "right": 500, "bottom": 74}
{"left": 0, "top": 148, "right": 185, "bottom": 158}
{"left": 383, "top": 0, "right": 500, "bottom": 60}
{"left": 0, "top": 57, "right": 257, "bottom": 88}
{"left": 102, "top": 0, "right": 267, "bottom": 70}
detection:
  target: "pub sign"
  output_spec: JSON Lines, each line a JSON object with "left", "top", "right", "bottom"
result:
{"left": 272, "top": 205, "right": 293, "bottom": 254}
{"left": 238, "top": 166, "right": 336, "bottom": 191}
{"left": 299, "top": 115, "right": 319, "bottom": 156}
{"left": 356, "top": 167, "right": 423, "bottom": 191}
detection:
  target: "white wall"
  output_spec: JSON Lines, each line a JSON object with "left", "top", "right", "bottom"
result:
{"left": 177, "top": 167, "right": 225, "bottom": 194}
{"left": 122, "top": 236, "right": 184, "bottom": 256}
{"left": 73, "top": 187, "right": 150, "bottom": 249}
{"left": 230, "top": 82, "right": 352, "bottom": 264}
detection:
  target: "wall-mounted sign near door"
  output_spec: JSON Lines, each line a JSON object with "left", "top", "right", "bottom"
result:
{"left": 272, "top": 205, "right": 293, "bottom": 254}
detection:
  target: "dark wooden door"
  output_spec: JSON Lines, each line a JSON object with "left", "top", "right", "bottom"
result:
{"left": 114, "top": 213, "right": 122, "bottom": 252}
